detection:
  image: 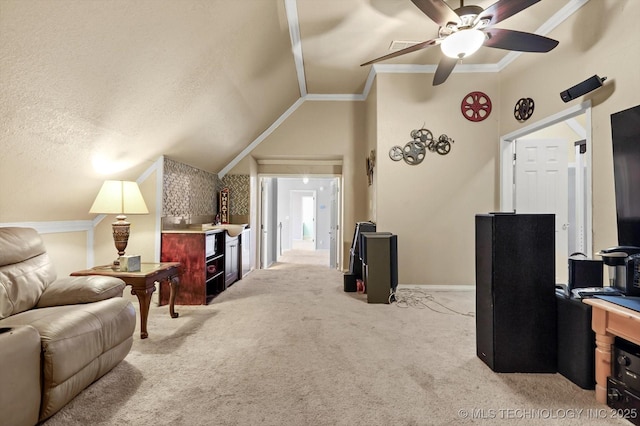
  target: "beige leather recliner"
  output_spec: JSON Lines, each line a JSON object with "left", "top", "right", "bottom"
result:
{"left": 0, "top": 227, "right": 136, "bottom": 425}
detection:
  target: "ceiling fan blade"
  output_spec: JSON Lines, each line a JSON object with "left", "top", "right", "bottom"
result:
{"left": 361, "top": 39, "right": 438, "bottom": 66}
{"left": 433, "top": 56, "right": 458, "bottom": 86}
{"left": 484, "top": 28, "right": 559, "bottom": 52}
{"left": 411, "top": 0, "right": 460, "bottom": 27}
{"left": 476, "top": 0, "right": 541, "bottom": 26}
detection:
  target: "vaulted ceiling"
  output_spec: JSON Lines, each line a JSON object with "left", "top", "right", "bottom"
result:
{"left": 1, "top": 0, "right": 581, "bottom": 185}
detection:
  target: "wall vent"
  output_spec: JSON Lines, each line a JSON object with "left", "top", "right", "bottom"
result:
{"left": 389, "top": 40, "right": 420, "bottom": 51}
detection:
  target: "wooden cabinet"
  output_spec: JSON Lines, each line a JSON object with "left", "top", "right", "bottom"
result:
{"left": 225, "top": 234, "right": 239, "bottom": 287}
{"left": 161, "top": 231, "right": 225, "bottom": 305}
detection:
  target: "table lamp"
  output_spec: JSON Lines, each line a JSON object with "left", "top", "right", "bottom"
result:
{"left": 90, "top": 180, "right": 149, "bottom": 267}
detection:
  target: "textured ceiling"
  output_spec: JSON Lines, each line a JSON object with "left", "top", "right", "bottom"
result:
{"left": 1, "top": 0, "right": 579, "bottom": 220}
{"left": 298, "top": 0, "right": 571, "bottom": 94}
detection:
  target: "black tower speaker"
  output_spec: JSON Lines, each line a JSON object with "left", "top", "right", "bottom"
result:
{"left": 360, "top": 232, "right": 398, "bottom": 304}
{"left": 475, "top": 213, "right": 557, "bottom": 373}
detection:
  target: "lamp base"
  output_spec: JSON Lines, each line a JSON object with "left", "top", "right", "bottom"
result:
{"left": 112, "top": 216, "right": 130, "bottom": 268}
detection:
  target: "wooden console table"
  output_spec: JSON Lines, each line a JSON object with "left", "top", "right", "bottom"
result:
{"left": 583, "top": 298, "right": 640, "bottom": 403}
{"left": 71, "top": 262, "right": 182, "bottom": 339}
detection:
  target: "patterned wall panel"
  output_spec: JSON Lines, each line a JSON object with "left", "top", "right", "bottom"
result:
{"left": 221, "top": 174, "right": 250, "bottom": 215}
{"left": 163, "top": 158, "right": 219, "bottom": 217}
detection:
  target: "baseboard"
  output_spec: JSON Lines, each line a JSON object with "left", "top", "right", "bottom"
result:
{"left": 397, "top": 284, "right": 475, "bottom": 291}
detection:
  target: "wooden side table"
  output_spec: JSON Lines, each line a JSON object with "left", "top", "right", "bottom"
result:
{"left": 71, "top": 262, "right": 182, "bottom": 339}
{"left": 583, "top": 298, "right": 640, "bottom": 403}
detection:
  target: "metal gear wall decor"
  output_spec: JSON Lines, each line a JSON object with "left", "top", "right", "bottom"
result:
{"left": 431, "top": 134, "right": 454, "bottom": 155}
{"left": 390, "top": 127, "right": 454, "bottom": 165}
{"left": 461, "top": 91, "right": 492, "bottom": 122}
{"left": 514, "top": 97, "right": 535, "bottom": 122}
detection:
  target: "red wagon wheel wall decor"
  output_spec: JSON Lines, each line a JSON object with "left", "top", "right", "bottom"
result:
{"left": 461, "top": 91, "right": 492, "bottom": 122}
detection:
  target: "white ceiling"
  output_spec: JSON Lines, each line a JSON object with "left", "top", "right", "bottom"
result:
{"left": 1, "top": 0, "right": 583, "bottom": 182}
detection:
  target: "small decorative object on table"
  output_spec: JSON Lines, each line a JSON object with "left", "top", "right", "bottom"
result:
{"left": 119, "top": 254, "right": 141, "bottom": 272}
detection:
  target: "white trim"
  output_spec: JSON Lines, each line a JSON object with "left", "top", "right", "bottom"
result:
{"left": 397, "top": 284, "right": 475, "bottom": 291}
{"left": 0, "top": 220, "right": 92, "bottom": 234}
{"left": 218, "top": 97, "right": 305, "bottom": 178}
{"left": 305, "top": 93, "right": 366, "bottom": 102}
{"left": 501, "top": 101, "right": 590, "bottom": 142}
{"left": 538, "top": 0, "right": 591, "bottom": 35}
{"left": 362, "top": 67, "right": 377, "bottom": 100}
{"left": 499, "top": 100, "right": 593, "bottom": 255}
{"left": 565, "top": 118, "right": 586, "bottom": 139}
{"left": 257, "top": 159, "right": 343, "bottom": 166}
{"left": 285, "top": 0, "right": 307, "bottom": 97}
{"left": 496, "top": 0, "right": 591, "bottom": 71}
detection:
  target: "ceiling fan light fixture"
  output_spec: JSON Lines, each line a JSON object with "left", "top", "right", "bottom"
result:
{"left": 441, "top": 29, "right": 485, "bottom": 59}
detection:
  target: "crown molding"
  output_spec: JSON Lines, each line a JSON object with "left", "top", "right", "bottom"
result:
{"left": 217, "top": 0, "right": 591, "bottom": 175}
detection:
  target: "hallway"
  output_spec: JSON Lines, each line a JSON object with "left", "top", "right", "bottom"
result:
{"left": 274, "top": 239, "right": 330, "bottom": 267}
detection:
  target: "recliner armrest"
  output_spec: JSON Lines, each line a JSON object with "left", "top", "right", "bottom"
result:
{"left": 0, "top": 325, "right": 41, "bottom": 426}
{"left": 36, "top": 276, "right": 126, "bottom": 308}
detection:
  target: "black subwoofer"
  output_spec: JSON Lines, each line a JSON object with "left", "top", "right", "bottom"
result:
{"left": 556, "top": 293, "right": 594, "bottom": 389}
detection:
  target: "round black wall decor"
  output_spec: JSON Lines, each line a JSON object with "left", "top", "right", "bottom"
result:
{"left": 514, "top": 97, "right": 535, "bottom": 122}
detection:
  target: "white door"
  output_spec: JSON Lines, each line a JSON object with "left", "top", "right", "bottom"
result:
{"left": 289, "top": 190, "right": 315, "bottom": 251}
{"left": 301, "top": 195, "right": 315, "bottom": 245}
{"left": 329, "top": 179, "right": 339, "bottom": 269}
{"left": 260, "top": 178, "right": 276, "bottom": 269}
{"left": 515, "top": 138, "right": 569, "bottom": 283}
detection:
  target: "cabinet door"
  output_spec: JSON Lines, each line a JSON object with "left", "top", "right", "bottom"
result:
{"left": 161, "top": 233, "right": 206, "bottom": 305}
{"left": 241, "top": 229, "right": 251, "bottom": 277}
{"left": 225, "top": 236, "right": 239, "bottom": 286}
{"left": 225, "top": 239, "right": 233, "bottom": 284}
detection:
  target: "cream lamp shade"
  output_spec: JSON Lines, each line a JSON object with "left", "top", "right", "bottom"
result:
{"left": 89, "top": 180, "right": 149, "bottom": 215}
{"left": 90, "top": 180, "right": 148, "bottom": 268}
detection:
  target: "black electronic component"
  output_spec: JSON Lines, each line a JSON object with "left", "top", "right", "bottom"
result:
{"left": 560, "top": 75, "right": 606, "bottom": 102}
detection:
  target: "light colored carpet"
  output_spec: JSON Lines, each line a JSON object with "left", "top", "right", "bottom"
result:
{"left": 44, "top": 264, "right": 627, "bottom": 426}
{"left": 277, "top": 248, "right": 329, "bottom": 265}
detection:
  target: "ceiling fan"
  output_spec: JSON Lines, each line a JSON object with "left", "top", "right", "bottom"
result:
{"left": 361, "top": 0, "right": 559, "bottom": 86}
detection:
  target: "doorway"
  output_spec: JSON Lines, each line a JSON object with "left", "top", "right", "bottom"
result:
{"left": 500, "top": 101, "right": 593, "bottom": 284}
{"left": 514, "top": 138, "right": 569, "bottom": 281}
{"left": 289, "top": 190, "right": 316, "bottom": 251}
{"left": 259, "top": 176, "right": 341, "bottom": 269}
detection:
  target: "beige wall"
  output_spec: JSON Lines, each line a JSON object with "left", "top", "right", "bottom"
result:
{"left": 229, "top": 100, "right": 369, "bottom": 268}
{"left": 41, "top": 232, "right": 89, "bottom": 278}
{"left": 5, "top": 0, "right": 639, "bottom": 287}
{"left": 375, "top": 72, "right": 500, "bottom": 285}
{"left": 500, "top": 0, "right": 640, "bottom": 256}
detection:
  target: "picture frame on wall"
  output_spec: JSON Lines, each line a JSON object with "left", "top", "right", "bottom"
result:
{"left": 219, "top": 188, "right": 230, "bottom": 224}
